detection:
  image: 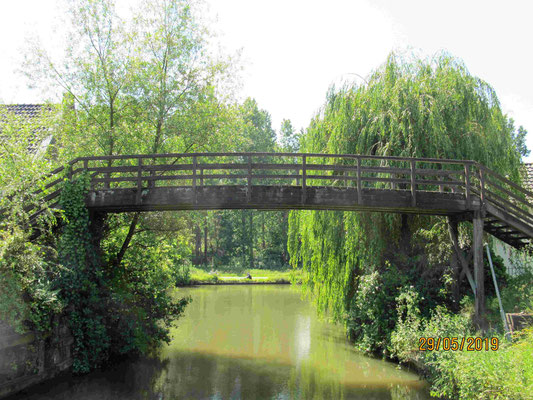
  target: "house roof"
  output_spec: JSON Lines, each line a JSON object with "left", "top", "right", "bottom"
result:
{"left": 0, "top": 104, "right": 55, "bottom": 156}
{"left": 3, "top": 104, "right": 52, "bottom": 119}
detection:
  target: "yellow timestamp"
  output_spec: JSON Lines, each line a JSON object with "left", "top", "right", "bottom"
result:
{"left": 418, "top": 337, "right": 499, "bottom": 351}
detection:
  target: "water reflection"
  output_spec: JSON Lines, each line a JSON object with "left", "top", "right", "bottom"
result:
{"left": 10, "top": 285, "right": 431, "bottom": 400}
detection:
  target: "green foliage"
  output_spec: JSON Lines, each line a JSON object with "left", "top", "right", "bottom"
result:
{"left": 391, "top": 302, "right": 532, "bottom": 400}
{"left": 57, "top": 173, "right": 190, "bottom": 373}
{"left": 0, "top": 227, "right": 63, "bottom": 334}
{"left": 279, "top": 119, "right": 300, "bottom": 152}
{"left": 346, "top": 266, "right": 407, "bottom": 354}
{"left": 500, "top": 269, "right": 533, "bottom": 314}
{"left": 442, "top": 329, "right": 533, "bottom": 400}
{"left": 288, "top": 51, "right": 525, "bottom": 338}
{"left": 389, "top": 291, "right": 533, "bottom": 400}
{"left": 0, "top": 106, "right": 64, "bottom": 335}
{"left": 57, "top": 171, "right": 109, "bottom": 372}
{"left": 174, "top": 264, "right": 192, "bottom": 286}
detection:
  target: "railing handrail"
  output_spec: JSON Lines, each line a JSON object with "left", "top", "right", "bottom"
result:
{"left": 69, "top": 152, "right": 475, "bottom": 165}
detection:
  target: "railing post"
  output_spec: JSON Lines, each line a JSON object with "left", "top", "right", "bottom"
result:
{"left": 357, "top": 157, "right": 362, "bottom": 204}
{"left": 464, "top": 163, "right": 471, "bottom": 209}
{"left": 83, "top": 159, "right": 88, "bottom": 170}
{"left": 479, "top": 166, "right": 485, "bottom": 204}
{"left": 200, "top": 168, "right": 204, "bottom": 186}
{"left": 136, "top": 156, "right": 143, "bottom": 205}
{"left": 302, "top": 155, "right": 307, "bottom": 204}
{"left": 105, "top": 159, "right": 111, "bottom": 189}
{"left": 149, "top": 170, "right": 155, "bottom": 188}
{"left": 296, "top": 168, "right": 300, "bottom": 186}
{"left": 192, "top": 156, "right": 197, "bottom": 204}
{"left": 247, "top": 155, "right": 252, "bottom": 202}
{"left": 343, "top": 164, "right": 347, "bottom": 187}
{"left": 410, "top": 160, "right": 416, "bottom": 207}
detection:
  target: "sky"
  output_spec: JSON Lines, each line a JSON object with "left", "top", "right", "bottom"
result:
{"left": 1, "top": 0, "right": 532, "bottom": 159}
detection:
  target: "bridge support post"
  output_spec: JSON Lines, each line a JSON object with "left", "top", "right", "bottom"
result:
{"left": 448, "top": 216, "right": 477, "bottom": 295}
{"left": 473, "top": 210, "right": 486, "bottom": 331}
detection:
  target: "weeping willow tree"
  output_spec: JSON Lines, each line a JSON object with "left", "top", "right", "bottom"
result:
{"left": 288, "top": 52, "right": 527, "bottom": 351}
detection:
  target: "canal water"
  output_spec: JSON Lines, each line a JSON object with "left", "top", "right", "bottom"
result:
{"left": 13, "top": 285, "right": 431, "bottom": 399}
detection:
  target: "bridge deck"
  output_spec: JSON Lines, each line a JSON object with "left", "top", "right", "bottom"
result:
{"left": 88, "top": 185, "right": 475, "bottom": 215}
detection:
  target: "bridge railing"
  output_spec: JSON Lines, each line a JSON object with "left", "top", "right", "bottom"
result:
{"left": 470, "top": 164, "right": 533, "bottom": 228}
{"left": 16, "top": 153, "right": 533, "bottom": 233}
{"left": 68, "top": 152, "right": 470, "bottom": 194}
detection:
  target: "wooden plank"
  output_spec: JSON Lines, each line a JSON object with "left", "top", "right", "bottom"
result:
{"left": 247, "top": 156, "right": 252, "bottom": 202}
{"left": 464, "top": 164, "right": 471, "bottom": 209}
{"left": 85, "top": 162, "right": 463, "bottom": 178}
{"left": 136, "top": 157, "right": 142, "bottom": 205}
{"left": 75, "top": 152, "right": 475, "bottom": 165}
{"left": 193, "top": 156, "right": 197, "bottom": 204}
{"left": 302, "top": 155, "right": 307, "bottom": 204}
{"left": 485, "top": 203, "right": 533, "bottom": 246}
{"left": 484, "top": 177, "right": 532, "bottom": 208}
{"left": 86, "top": 186, "right": 469, "bottom": 214}
{"left": 410, "top": 160, "right": 416, "bottom": 207}
{"left": 480, "top": 165, "right": 533, "bottom": 198}
{"left": 32, "top": 177, "right": 65, "bottom": 195}
{"left": 357, "top": 157, "right": 362, "bottom": 204}
{"left": 479, "top": 168, "right": 485, "bottom": 203}
{"left": 484, "top": 191, "right": 533, "bottom": 225}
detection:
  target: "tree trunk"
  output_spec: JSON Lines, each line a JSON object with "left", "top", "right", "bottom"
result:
{"left": 194, "top": 224, "right": 202, "bottom": 265}
{"left": 114, "top": 212, "right": 140, "bottom": 267}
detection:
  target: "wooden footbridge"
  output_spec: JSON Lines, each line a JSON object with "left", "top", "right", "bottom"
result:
{"left": 31, "top": 152, "right": 533, "bottom": 247}
{"left": 24, "top": 152, "right": 533, "bottom": 324}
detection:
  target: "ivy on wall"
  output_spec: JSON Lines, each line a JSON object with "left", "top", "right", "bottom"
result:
{"left": 57, "top": 170, "right": 109, "bottom": 372}
{"left": 57, "top": 170, "right": 190, "bottom": 373}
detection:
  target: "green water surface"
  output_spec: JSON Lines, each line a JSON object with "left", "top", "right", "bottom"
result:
{"left": 13, "top": 285, "right": 431, "bottom": 400}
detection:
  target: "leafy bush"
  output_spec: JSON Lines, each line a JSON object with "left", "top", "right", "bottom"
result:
{"left": 500, "top": 269, "right": 533, "bottom": 314}
{"left": 346, "top": 264, "right": 408, "bottom": 354}
{"left": 443, "top": 329, "right": 533, "bottom": 400}
{"left": 174, "top": 264, "right": 191, "bottom": 286}
{"left": 57, "top": 173, "right": 189, "bottom": 373}
{"left": 0, "top": 220, "right": 63, "bottom": 335}
{"left": 390, "top": 291, "right": 532, "bottom": 400}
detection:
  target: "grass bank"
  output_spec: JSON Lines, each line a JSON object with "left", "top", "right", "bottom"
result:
{"left": 178, "top": 267, "right": 302, "bottom": 286}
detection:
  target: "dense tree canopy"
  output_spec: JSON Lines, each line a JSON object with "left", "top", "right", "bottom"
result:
{"left": 288, "top": 53, "right": 528, "bottom": 348}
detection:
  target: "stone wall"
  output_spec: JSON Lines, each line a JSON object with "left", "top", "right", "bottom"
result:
{"left": 0, "top": 317, "right": 73, "bottom": 398}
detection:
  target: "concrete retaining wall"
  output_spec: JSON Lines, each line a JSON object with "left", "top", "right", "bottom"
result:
{"left": 0, "top": 318, "right": 73, "bottom": 398}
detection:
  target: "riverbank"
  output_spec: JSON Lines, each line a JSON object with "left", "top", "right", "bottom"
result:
{"left": 181, "top": 267, "right": 301, "bottom": 286}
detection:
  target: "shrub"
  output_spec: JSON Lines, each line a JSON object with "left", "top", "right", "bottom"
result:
{"left": 390, "top": 292, "right": 532, "bottom": 400}
{"left": 346, "top": 264, "right": 408, "bottom": 354}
